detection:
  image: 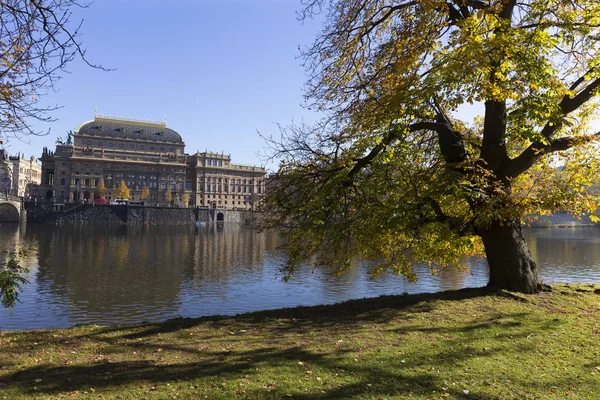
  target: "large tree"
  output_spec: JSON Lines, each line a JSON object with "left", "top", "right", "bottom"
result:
{"left": 261, "top": 0, "right": 600, "bottom": 293}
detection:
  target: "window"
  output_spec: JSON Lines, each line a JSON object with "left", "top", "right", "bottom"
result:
{"left": 160, "top": 182, "right": 166, "bottom": 189}
{"left": 218, "top": 160, "right": 222, "bottom": 166}
{"left": 108, "top": 143, "right": 114, "bottom": 148}
{"left": 61, "top": 178, "right": 66, "bottom": 185}
{"left": 118, "top": 143, "right": 125, "bottom": 149}
{"left": 139, "top": 145, "right": 145, "bottom": 150}
{"left": 104, "top": 174, "right": 113, "bottom": 188}
{"left": 86, "top": 140, "right": 92, "bottom": 145}
{"left": 97, "top": 141, "right": 103, "bottom": 146}
{"left": 129, "top": 144, "right": 135, "bottom": 150}
{"left": 150, "top": 146, "right": 155, "bottom": 151}
{"left": 85, "top": 178, "right": 90, "bottom": 186}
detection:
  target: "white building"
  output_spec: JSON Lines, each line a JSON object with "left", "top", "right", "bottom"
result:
{"left": 8, "top": 154, "right": 42, "bottom": 197}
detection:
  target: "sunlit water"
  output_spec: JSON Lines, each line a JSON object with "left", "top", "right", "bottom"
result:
{"left": 0, "top": 223, "right": 599, "bottom": 331}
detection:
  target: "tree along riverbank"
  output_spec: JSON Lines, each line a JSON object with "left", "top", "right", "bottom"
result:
{"left": 0, "top": 284, "right": 599, "bottom": 399}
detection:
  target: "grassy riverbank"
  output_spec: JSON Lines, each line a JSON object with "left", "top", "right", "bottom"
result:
{"left": 0, "top": 284, "right": 599, "bottom": 399}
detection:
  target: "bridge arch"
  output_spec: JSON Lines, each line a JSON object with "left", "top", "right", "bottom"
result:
{"left": 0, "top": 202, "right": 20, "bottom": 222}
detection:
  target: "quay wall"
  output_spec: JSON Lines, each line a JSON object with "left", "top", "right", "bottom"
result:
{"left": 527, "top": 212, "right": 597, "bottom": 228}
{"left": 25, "top": 203, "right": 257, "bottom": 225}
{"left": 25, "top": 204, "right": 590, "bottom": 227}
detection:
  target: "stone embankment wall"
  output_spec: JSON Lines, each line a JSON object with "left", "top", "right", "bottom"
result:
{"left": 126, "top": 206, "right": 196, "bottom": 224}
{"left": 527, "top": 212, "right": 597, "bottom": 228}
{"left": 57, "top": 205, "right": 125, "bottom": 224}
{"left": 26, "top": 203, "right": 257, "bottom": 225}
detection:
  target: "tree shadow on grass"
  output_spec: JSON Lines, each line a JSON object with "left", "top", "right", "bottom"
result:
{"left": 0, "top": 286, "right": 586, "bottom": 399}
{"left": 1, "top": 346, "right": 443, "bottom": 399}
{"left": 85, "top": 286, "right": 496, "bottom": 341}
{"left": 0, "top": 334, "right": 577, "bottom": 400}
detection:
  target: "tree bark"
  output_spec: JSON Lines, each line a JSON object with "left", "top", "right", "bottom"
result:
{"left": 478, "top": 220, "right": 540, "bottom": 293}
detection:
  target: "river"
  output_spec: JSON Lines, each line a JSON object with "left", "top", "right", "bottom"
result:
{"left": 1, "top": 223, "right": 599, "bottom": 330}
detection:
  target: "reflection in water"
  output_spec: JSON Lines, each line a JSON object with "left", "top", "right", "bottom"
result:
{"left": 525, "top": 228, "right": 600, "bottom": 284}
{"left": 0, "top": 225, "right": 599, "bottom": 330}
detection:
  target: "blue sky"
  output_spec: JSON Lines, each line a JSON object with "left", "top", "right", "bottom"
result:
{"left": 5, "top": 0, "right": 322, "bottom": 167}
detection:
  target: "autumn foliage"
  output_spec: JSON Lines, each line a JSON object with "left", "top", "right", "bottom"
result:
{"left": 113, "top": 179, "right": 131, "bottom": 200}
{"left": 262, "top": 0, "right": 600, "bottom": 293}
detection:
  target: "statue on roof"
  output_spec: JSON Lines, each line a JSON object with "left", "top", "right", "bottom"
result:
{"left": 66, "top": 130, "right": 73, "bottom": 145}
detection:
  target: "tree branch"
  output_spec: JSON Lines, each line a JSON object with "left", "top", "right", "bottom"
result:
{"left": 345, "top": 121, "right": 446, "bottom": 182}
{"left": 344, "top": 118, "right": 467, "bottom": 184}
{"left": 507, "top": 131, "right": 600, "bottom": 178}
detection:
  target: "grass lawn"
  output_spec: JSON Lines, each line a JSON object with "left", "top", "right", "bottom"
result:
{"left": 0, "top": 284, "right": 599, "bottom": 399}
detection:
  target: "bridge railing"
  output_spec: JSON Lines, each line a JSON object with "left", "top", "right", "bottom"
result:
{"left": 2, "top": 194, "right": 22, "bottom": 202}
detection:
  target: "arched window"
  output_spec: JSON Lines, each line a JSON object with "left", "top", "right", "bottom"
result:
{"left": 60, "top": 178, "right": 66, "bottom": 185}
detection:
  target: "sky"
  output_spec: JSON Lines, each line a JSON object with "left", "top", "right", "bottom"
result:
{"left": 3, "top": 0, "right": 323, "bottom": 168}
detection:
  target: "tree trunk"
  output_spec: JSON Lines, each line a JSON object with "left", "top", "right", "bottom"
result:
{"left": 479, "top": 220, "right": 540, "bottom": 293}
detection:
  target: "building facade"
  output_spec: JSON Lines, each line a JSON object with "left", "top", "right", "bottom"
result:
{"left": 0, "top": 148, "right": 10, "bottom": 196}
{"left": 7, "top": 154, "right": 42, "bottom": 198}
{"left": 39, "top": 115, "right": 265, "bottom": 209}
{"left": 187, "top": 152, "right": 266, "bottom": 209}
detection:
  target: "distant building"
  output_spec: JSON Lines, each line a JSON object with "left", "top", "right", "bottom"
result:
{"left": 187, "top": 152, "right": 266, "bottom": 209}
{"left": 0, "top": 147, "right": 10, "bottom": 195}
{"left": 7, "top": 154, "right": 42, "bottom": 198}
{"left": 39, "top": 114, "right": 265, "bottom": 209}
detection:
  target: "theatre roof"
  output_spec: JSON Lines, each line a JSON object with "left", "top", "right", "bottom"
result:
{"left": 76, "top": 115, "right": 183, "bottom": 144}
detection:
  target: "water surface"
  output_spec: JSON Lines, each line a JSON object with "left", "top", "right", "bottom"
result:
{"left": 0, "top": 224, "right": 598, "bottom": 330}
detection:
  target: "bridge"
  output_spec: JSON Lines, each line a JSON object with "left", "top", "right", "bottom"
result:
{"left": 0, "top": 195, "right": 23, "bottom": 222}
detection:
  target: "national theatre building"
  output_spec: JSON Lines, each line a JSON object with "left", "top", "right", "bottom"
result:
{"left": 39, "top": 115, "right": 266, "bottom": 210}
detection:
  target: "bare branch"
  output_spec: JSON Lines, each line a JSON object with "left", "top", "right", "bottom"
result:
{"left": 0, "top": 0, "right": 107, "bottom": 144}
